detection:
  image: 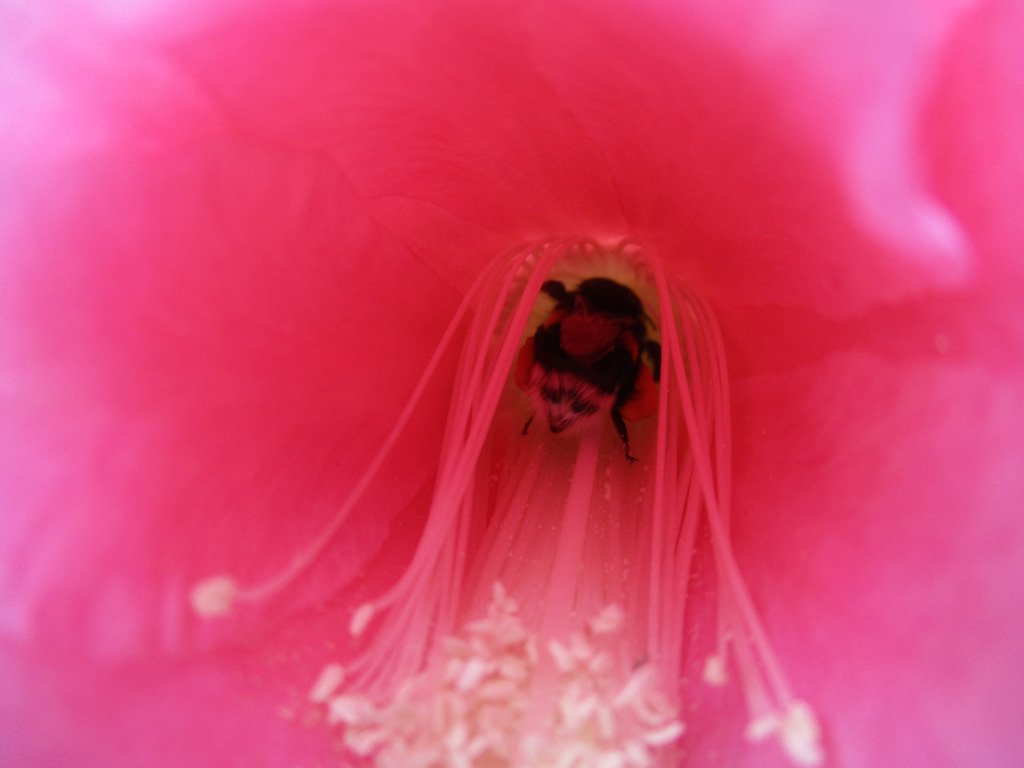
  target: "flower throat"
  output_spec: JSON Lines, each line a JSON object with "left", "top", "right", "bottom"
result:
{"left": 192, "top": 238, "right": 823, "bottom": 767}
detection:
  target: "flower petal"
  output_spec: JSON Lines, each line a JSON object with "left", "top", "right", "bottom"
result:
{"left": 2, "top": 104, "right": 459, "bottom": 656}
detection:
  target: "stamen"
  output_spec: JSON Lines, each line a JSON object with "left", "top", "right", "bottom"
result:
{"left": 315, "top": 586, "right": 685, "bottom": 768}
{"left": 187, "top": 250, "right": 504, "bottom": 615}
{"left": 641, "top": 246, "right": 823, "bottom": 764}
{"left": 192, "top": 237, "right": 823, "bottom": 766}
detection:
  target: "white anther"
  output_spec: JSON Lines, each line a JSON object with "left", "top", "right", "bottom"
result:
{"left": 745, "top": 713, "right": 780, "bottom": 742}
{"left": 349, "top": 603, "right": 375, "bottom": 636}
{"left": 702, "top": 655, "right": 728, "bottom": 686}
{"left": 779, "top": 701, "right": 824, "bottom": 766}
{"left": 190, "top": 576, "right": 238, "bottom": 616}
{"left": 549, "top": 640, "right": 574, "bottom": 671}
{"left": 309, "top": 663, "right": 345, "bottom": 703}
{"left": 456, "top": 657, "right": 492, "bottom": 690}
{"left": 589, "top": 604, "right": 625, "bottom": 634}
{"left": 643, "top": 720, "right": 685, "bottom": 746}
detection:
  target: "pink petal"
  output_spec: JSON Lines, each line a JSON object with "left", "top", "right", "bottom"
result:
{"left": 1, "top": 23, "right": 460, "bottom": 656}
{"left": 2, "top": 0, "right": 1022, "bottom": 766}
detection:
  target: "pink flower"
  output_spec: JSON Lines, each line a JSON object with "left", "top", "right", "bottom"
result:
{"left": 2, "top": 1, "right": 1023, "bottom": 766}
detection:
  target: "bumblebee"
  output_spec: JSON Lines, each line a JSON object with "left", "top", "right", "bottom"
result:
{"left": 514, "top": 277, "right": 662, "bottom": 463}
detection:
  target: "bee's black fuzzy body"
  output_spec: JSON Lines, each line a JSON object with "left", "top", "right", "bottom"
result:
{"left": 516, "top": 277, "right": 662, "bottom": 463}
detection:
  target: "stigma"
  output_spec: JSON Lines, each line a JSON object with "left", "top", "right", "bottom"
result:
{"left": 191, "top": 238, "right": 823, "bottom": 766}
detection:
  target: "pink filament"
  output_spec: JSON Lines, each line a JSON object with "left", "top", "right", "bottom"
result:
{"left": 340, "top": 236, "right": 801, "bottom": 729}
{"left": 198, "top": 237, "right": 812, "bottom": 762}
{"left": 644, "top": 245, "right": 797, "bottom": 712}
{"left": 346, "top": 239, "right": 580, "bottom": 693}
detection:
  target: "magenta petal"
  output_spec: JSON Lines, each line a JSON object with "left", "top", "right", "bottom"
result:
{"left": 2, "top": 109, "right": 459, "bottom": 658}
{"left": 3, "top": 0, "right": 1024, "bottom": 766}
{"left": 167, "top": 0, "right": 985, "bottom": 317}
{"left": 0, "top": 637, "right": 329, "bottom": 768}
{"left": 647, "top": 0, "right": 976, "bottom": 275}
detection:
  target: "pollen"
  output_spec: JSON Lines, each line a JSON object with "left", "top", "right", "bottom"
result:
{"left": 315, "top": 584, "right": 684, "bottom": 768}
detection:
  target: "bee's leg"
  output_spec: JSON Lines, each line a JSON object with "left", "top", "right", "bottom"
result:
{"left": 611, "top": 408, "right": 637, "bottom": 464}
{"left": 522, "top": 415, "right": 534, "bottom": 435}
{"left": 541, "top": 280, "right": 570, "bottom": 305}
{"left": 645, "top": 340, "right": 663, "bottom": 382}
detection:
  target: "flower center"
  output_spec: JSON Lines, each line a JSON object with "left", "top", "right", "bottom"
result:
{"left": 192, "top": 238, "right": 823, "bottom": 767}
